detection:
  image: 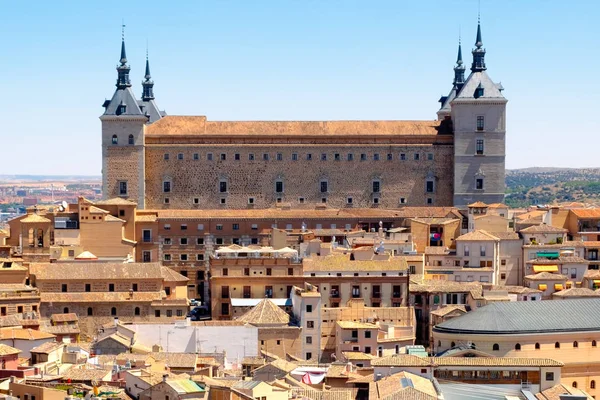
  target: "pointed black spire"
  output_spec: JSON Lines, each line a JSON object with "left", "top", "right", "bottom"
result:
{"left": 142, "top": 48, "right": 155, "bottom": 101}
{"left": 116, "top": 25, "right": 132, "bottom": 89}
{"left": 471, "top": 17, "right": 487, "bottom": 72}
{"left": 453, "top": 39, "right": 466, "bottom": 91}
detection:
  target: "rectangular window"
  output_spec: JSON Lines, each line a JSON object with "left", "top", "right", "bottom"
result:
{"left": 207, "top": 153, "right": 213, "bottom": 161}
{"left": 476, "top": 139, "right": 484, "bottom": 155}
{"left": 352, "top": 285, "right": 360, "bottom": 298}
{"left": 306, "top": 304, "right": 313, "bottom": 313}
{"left": 216, "top": 224, "right": 223, "bottom": 230}
{"left": 193, "top": 198, "right": 199, "bottom": 204}
{"left": 219, "top": 181, "right": 227, "bottom": 193}
{"left": 177, "top": 153, "right": 184, "bottom": 160}
{"left": 248, "top": 197, "right": 255, "bottom": 204}
{"left": 164, "top": 254, "right": 171, "bottom": 261}
{"left": 143, "top": 251, "right": 151, "bottom": 262}
{"left": 298, "top": 197, "right": 305, "bottom": 204}
{"left": 372, "top": 181, "right": 380, "bottom": 193}
{"left": 118, "top": 181, "right": 127, "bottom": 196}
{"left": 306, "top": 336, "right": 312, "bottom": 344}
{"left": 61, "top": 284, "right": 67, "bottom": 293}
{"left": 320, "top": 181, "right": 328, "bottom": 193}
{"left": 477, "top": 116, "right": 485, "bottom": 131}
{"left": 180, "top": 254, "right": 188, "bottom": 261}
{"left": 347, "top": 197, "right": 353, "bottom": 204}
{"left": 232, "top": 223, "right": 239, "bottom": 230}
{"left": 426, "top": 181, "right": 434, "bottom": 193}
{"left": 347, "top": 153, "right": 354, "bottom": 161}
{"left": 234, "top": 153, "right": 240, "bottom": 160}
{"left": 464, "top": 246, "right": 470, "bottom": 256}
{"left": 266, "top": 268, "right": 272, "bottom": 276}
{"left": 180, "top": 237, "right": 188, "bottom": 245}
{"left": 193, "top": 153, "right": 199, "bottom": 160}
{"left": 306, "top": 153, "right": 312, "bottom": 161}
{"left": 545, "top": 372, "right": 554, "bottom": 381}
{"left": 221, "top": 303, "right": 229, "bottom": 316}
{"left": 155, "top": 310, "right": 161, "bottom": 317}
{"left": 400, "top": 153, "right": 406, "bottom": 160}
{"left": 222, "top": 268, "right": 228, "bottom": 276}
{"left": 480, "top": 246, "right": 486, "bottom": 257}
{"left": 196, "top": 254, "right": 204, "bottom": 261}
{"left": 243, "top": 286, "right": 251, "bottom": 298}
{"left": 400, "top": 197, "right": 406, "bottom": 204}
{"left": 248, "top": 153, "right": 255, "bottom": 161}
{"left": 334, "top": 153, "right": 340, "bottom": 161}
{"left": 164, "top": 224, "right": 171, "bottom": 230}
{"left": 251, "top": 224, "right": 258, "bottom": 230}
{"left": 197, "top": 224, "right": 204, "bottom": 231}
{"left": 275, "top": 181, "right": 283, "bottom": 193}
{"left": 292, "top": 153, "right": 298, "bottom": 161}
{"left": 321, "top": 153, "right": 327, "bottom": 161}
{"left": 427, "top": 153, "right": 434, "bottom": 160}
{"left": 221, "top": 286, "right": 230, "bottom": 298}
{"left": 220, "top": 153, "right": 226, "bottom": 161}
{"left": 288, "top": 267, "right": 294, "bottom": 276}
{"left": 164, "top": 153, "right": 169, "bottom": 160}
{"left": 414, "top": 153, "right": 420, "bottom": 160}
{"left": 164, "top": 197, "right": 170, "bottom": 204}
{"left": 360, "top": 153, "right": 367, "bottom": 161}
{"left": 181, "top": 224, "right": 187, "bottom": 230}
{"left": 109, "top": 283, "right": 115, "bottom": 292}
{"left": 263, "top": 153, "right": 269, "bottom": 161}
{"left": 373, "top": 153, "right": 380, "bottom": 161}
{"left": 276, "top": 153, "right": 283, "bottom": 161}
{"left": 166, "top": 309, "right": 173, "bottom": 317}
{"left": 265, "top": 286, "right": 273, "bottom": 298}
{"left": 142, "top": 229, "right": 152, "bottom": 243}
{"left": 427, "top": 197, "right": 433, "bottom": 204}
{"left": 85, "top": 284, "right": 91, "bottom": 292}
{"left": 307, "top": 320, "right": 314, "bottom": 329}
{"left": 476, "top": 178, "right": 484, "bottom": 190}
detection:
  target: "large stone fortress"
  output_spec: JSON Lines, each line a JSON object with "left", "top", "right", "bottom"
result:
{"left": 101, "top": 22, "right": 506, "bottom": 210}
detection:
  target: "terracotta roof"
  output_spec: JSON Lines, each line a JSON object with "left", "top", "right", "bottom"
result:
{"left": 570, "top": 208, "right": 600, "bottom": 219}
{"left": 135, "top": 214, "right": 157, "bottom": 222}
{"left": 149, "top": 352, "right": 198, "bottom": 369}
{"left": 303, "top": 253, "right": 408, "bottom": 272}
{"left": 0, "top": 328, "right": 55, "bottom": 341}
{"left": 487, "top": 203, "right": 508, "bottom": 209}
{"left": 410, "top": 280, "right": 481, "bottom": 294}
{"left": 491, "top": 285, "right": 542, "bottom": 295}
{"left": 526, "top": 256, "right": 588, "bottom": 264}
{"left": 31, "top": 341, "right": 64, "bottom": 354}
{"left": 515, "top": 210, "right": 546, "bottom": 221}
{"left": 536, "top": 383, "right": 594, "bottom": 400}
{"left": 342, "top": 351, "right": 375, "bottom": 361}
{"left": 371, "top": 354, "right": 432, "bottom": 367}
{"left": 31, "top": 262, "right": 163, "bottom": 280}
{"left": 552, "top": 287, "right": 600, "bottom": 298}
{"left": 519, "top": 224, "right": 567, "bottom": 233}
{"left": 40, "top": 292, "right": 163, "bottom": 303}
{"left": 105, "top": 214, "right": 126, "bottom": 222}
{"left": 424, "top": 246, "right": 449, "bottom": 255}
{"left": 146, "top": 116, "right": 446, "bottom": 137}
{"left": 95, "top": 198, "right": 137, "bottom": 206}
{"left": 0, "top": 343, "right": 20, "bottom": 356}
{"left": 255, "top": 358, "right": 297, "bottom": 374}
{"left": 337, "top": 321, "right": 378, "bottom": 329}
{"left": 524, "top": 272, "right": 567, "bottom": 281}
{"left": 0, "top": 315, "right": 22, "bottom": 328}
{"left": 21, "top": 214, "right": 51, "bottom": 224}
{"left": 237, "top": 299, "right": 290, "bottom": 326}
{"left": 433, "top": 357, "right": 563, "bottom": 367}
{"left": 430, "top": 305, "right": 467, "bottom": 317}
{"left": 62, "top": 367, "right": 112, "bottom": 382}
{"left": 455, "top": 230, "right": 499, "bottom": 241}
{"left": 241, "top": 356, "right": 266, "bottom": 366}
{"left": 88, "top": 206, "right": 109, "bottom": 214}
{"left": 467, "top": 202, "right": 488, "bottom": 208}
{"left": 51, "top": 313, "right": 78, "bottom": 323}
{"left": 373, "top": 371, "right": 438, "bottom": 400}
{"left": 490, "top": 231, "right": 520, "bottom": 240}
{"left": 161, "top": 266, "right": 189, "bottom": 282}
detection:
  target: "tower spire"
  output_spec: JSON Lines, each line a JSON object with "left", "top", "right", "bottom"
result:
{"left": 116, "top": 23, "right": 132, "bottom": 88}
{"left": 142, "top": 43, "right": 155, "bottom": 101}
{"left": 453, "top": 35, "right": 466, "bottom": 90}
{"left": 471, "top": 14, "right": 487, "bottom": 72}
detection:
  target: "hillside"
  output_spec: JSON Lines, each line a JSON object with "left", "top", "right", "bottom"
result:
{"left": 505, "top": 168, "right": 600, "bottom": 208}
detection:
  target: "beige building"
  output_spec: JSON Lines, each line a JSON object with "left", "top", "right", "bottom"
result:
{"left": 432, "top": 299, "right": 600, "bottom": 397}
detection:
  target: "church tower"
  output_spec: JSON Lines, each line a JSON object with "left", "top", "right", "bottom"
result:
{"left": 451, "top": 19, "right": 507, "bottom": 207}
{"left": 100, "top": 32, "right": 148, "bottom": 208}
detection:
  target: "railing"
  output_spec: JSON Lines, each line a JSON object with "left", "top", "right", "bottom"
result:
{"left": 330, "top": 290, "right": 340, "bottom": 298}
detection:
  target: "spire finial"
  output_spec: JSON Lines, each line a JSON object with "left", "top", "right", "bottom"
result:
{"left": 144, "top": 42, "right": 152, "bottom": 81}
{"left": 471, "top": 9, "right": 487, "bottom": 72}
{"left": 116, "top": 22, "right": 131, "bottom": 88}
{"left": 142, "top": 39, "right": 155, "bottom": 101}
{"left": 120, "top": 21, "right": 127, "bottom": 65}
{"left": 457, "top": 28, "right": 463, "bottom": 65}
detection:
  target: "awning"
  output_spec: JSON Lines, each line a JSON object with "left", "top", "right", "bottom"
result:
{"left": 536, "top": 251, "right": 559, "bottom": 258}
{"left": 533, "top": 265, "right": 558, "bottom": 273}
{"left": 538, "top": 284, "right": 547, "bottom": 290}
{"left": 594, "top": 280, "right": 600, "bottom": 284}
{"left": 554, "top": 284, "right": 564, "bottom": 291}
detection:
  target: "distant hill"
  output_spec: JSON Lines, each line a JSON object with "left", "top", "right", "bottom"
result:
{"left": 506, "top": 168, "right": 600, "bottom": 208}
{"left": 0, "top": 175, "right": 101, "bottom": 182}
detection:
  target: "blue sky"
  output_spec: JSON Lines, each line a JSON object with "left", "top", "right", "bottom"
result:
{"left": 1, "top": 0, "right": 599, "bottom": 175}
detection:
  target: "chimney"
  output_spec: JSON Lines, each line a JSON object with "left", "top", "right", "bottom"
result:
{"left": 163, "top": 374, "right": 168, "bottom": 383}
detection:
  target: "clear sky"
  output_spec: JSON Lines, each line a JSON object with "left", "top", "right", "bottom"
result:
{"left": 1, "top": 0, "right": 599, "bottom": 175}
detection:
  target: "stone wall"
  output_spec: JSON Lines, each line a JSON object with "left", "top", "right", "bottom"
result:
{"left": 104, "top": 146, "right": 144, "bottom": 204}
{"left": 143, "top": 144, "right": 454, "bottom": 209}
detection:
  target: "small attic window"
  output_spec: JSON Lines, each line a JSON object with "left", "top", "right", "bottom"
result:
{"left": 112, "top": 135, "right": 118, "bottom": 145}
{"left": 474, "top": 84, "right": 484, "bottom": 99}
{"left": 117, "top": 103, "right": 127, "bottom": 115}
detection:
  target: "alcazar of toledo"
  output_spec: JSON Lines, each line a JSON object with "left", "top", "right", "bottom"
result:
{"left": 101, "top": 21, "right": 506, "bottom": 210}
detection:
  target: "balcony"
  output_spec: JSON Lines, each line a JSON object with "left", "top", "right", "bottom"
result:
{"left": 330, "top": 290, "right": 340, "bottom": 298}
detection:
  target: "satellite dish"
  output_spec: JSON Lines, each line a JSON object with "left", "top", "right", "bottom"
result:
{"left": 62, "top": 201, "right": 68, "bottom": 209}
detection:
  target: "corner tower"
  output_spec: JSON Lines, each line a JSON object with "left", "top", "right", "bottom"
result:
{"left": 100, "top": 32, "right": 148, "bottom": 208}
{"left": 451, "top": 19, "right": 507, "bottom": 207}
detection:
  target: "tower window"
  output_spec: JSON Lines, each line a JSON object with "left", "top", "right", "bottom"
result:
{"left": 414, "top": 153, "right": 420, "bottom": 161}
{"left": 276, "top": 153, "right": 283, "bottom": 161}
{"left": 372, "top": 180, "right": 380, "bottom": 193}
{"left": 476, "top": 139, "right": 485, "bottom": 155}
{"left": 234, "top": 153, "right": 240, "bottom": 160}
{"left": 275, "top": 180, "right": 284, "bottom": 193}
{"left": 477, "top": 116, "right": 485, "bottom": 131}
{"left": 476, "top": 178, "right": 484, "bottom": 190}
{"left": 426, "top": 180, "right": 434, "bottom": 193}
{"left": 178, "top": 153, "right": 184, "bottom": 160}
{"left": 360, "top": 153, "right": 367, "bottom": 161}
{"left": 334, "top": 153, "right": 340, "bottom": 161}
{"left": 427, "top": 153, "right": 434, "bottom": 160}
{"left": 128, "top": 134, "right": 134, "bottom": 145}
{"left": 292, "top": 153, "right": 298, "bottom": 161}
{"left": 320, "top": 180, "right": 328, "bottom": 193}
{"left": 220, "top": 153, "right": 226, "bottom": 161}
{"left": 427, "top": 198, "right": 433, "bottom": 204}
{"left": 263, "top": 153, "right": 269, "bottom": 161}
{"left": 248, "top": 153, "right": 255, "bottom": 161}
{"left": 387, "top": 153, "right": 393, "bottom": 161}
{"left": 306, "top": 153, "right": 312, "bottom": 161}
{"left": 400, "top": 153, "right": 406, "bottom": 161}
{"left": 373, "top": 153, "right": 380, "bottom": 161}
{"left": 112, "top": 135, "right": 118, "bottom": 145}
{"left": 118, "top": 181, "right": 127, "bottom": 196}
{"left": 164, "top": 153, "right": 169, "bottom": 160}
{"left": 400, "top": 197, "right": 406, "bottom": 204}
{"left": 219, "top": 181, "right": 227, "bottom": 193}
{"left": 193, "top": 153, "right": 199, "bottom": 160}
{"left": 163, "top": 181, "right": 171, "bottom": 193}
{"left": 207, "top": 153, "right": 213, "bottom": 161}
{"left": 347, "top": 153, "right": 354, "bottom": 161}
{"left": 347, "top": 197, "right": 353, "bottom": 204}
{"left": 321, "top": 153, "right": 327, "bottom": 161}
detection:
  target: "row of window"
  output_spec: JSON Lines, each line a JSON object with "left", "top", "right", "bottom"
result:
{"left": 62, "top": 305, "right": 184, "bottom": 318}
{"left": 164, "top": 254, "right": 205, "bottom": 262}
{"left": 161, "top": 195, "right": 419, "bottom": 206}
{"left": 492, "top": 340, "right": 595, "bottom": 351}
{"left": 162, "top": 151, "right": 436, "bottom": 162}
{"left": 61, "top": 283, "right": 137, "bottom": 292}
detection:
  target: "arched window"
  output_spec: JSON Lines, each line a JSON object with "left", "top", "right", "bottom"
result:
{"left": 471, "top": 343, "right": 476, "bottom": 350}
{"left": 591, "top": 380, "right": 596, "bottom": 389}
{"left": 112, "top": 135, "right": 118, "bottom": 145}
{"left": 492, "top": 343, "right": 499, "bottom": 351}
{"left": 111, "top": 307, "right": 117, "bottom": 316}
{"left": 87, "top": 307, "right": 93, "bottom": 316}
{"left": 573, "top": 341, "right": 578, "bottom": 348}
{"left": 515, "top": 343, "right": 521, "bottom": 351}
{"left": 593, "top": 340, "right": 597, "bottom": 347}
{"left": 555, "top": 342, "right": 560, "bottom": 349}
{"left": 128, "top": 134, "right": 134, "bottom": 145}
{"left": 63, "top": 307, "right": 69, "bottom": 314}
{"left": 535, "top": 343, "right": 540, "bottom": 350}
{"left": 572, "top": 381, "right": 577, "bottom": 388}
{"left": 451, "top": 341, "right": 456, "bottom": 348}
{"left": 134, "top": 307, "right": 140, "bottom": 316}
{"left": 438, "top": 340, "right": 441, "bottom": 347}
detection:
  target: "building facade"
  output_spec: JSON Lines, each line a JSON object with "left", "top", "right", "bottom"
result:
{"left": 101, "top": 22, "right": 506, "bottom": 209}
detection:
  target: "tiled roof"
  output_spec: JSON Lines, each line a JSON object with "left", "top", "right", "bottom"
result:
{"left": 31, "top": 262, "right": 163, "bottom": 280}
{"left": 536, "top": 383, "right": 594, "bottom": 400}
{"left": 145, "top": 116, "right": 447, "bottom": 137}
{"left": 149, "top": 352, "right": 198, "bottom": 369}
{"left": 467, "top": 202, "right": 488, "bottom": 207}
{"left": 160, "top": 266, "right": 189, "bottom": 282}
{"left": 410, "top": 280, "right": 481, "bottom": 294}
{"left": 380, "top": 387, "right": 437, "bottom": 400}
{"left": 94, "top": 198, "right": 137, "bottom": 206}
{"left": 0, "top": 343, "right": 20, "bottom": 356}
{"left": 491, "top": 285, "right": 542, "bottom": 295}
{"left": 105, "top": 214, "right": 126, "bottom": 222}
{"left": 430, "top": 305, "right": 467, "bottom": 317}
{"left": 21, "top": 214, "right": 51, "bottom": 224}
{"left": 432, "top": 356, "right": 563, "bottom": 367}
{"left": 524, "top": 272, "right": 567, "bottom": 281}
{"left": 237, "top": 299, "right": 290, "bottom": 326}
{"left": 519, "top": 224, "right": 567, "bottom": 233}
{"left": 135, "top": 214, "right": 157, "bottom": 222}
{"left": 342, "top": 351, "right": 375, "bottom": 361}
{"left": 337, "top": 321, "right": 377, "bottom": 329}
{"left": 552, "top": 287, "right": 600, "bottom": 298}
{"left": 303, "top": 253, "right": 408, "bottom": 272}
{"left": 88, "top": 206, "right": 109, "bottom": 214}
{"left": 0, "top": 328, "right": 55, "bottom": 341}
{"left": 515, "top": 210, "right": 546, "bottom": 221}
{"left": 424, "top": 246, "right": 449, "bottom": 255}
{"left": 31, "top": 341, "right": 64, "bottom": 354}
{"left": 255, "top": 358, "right": 297, "bottom": 374}
{"left": 62, "top": 367, "right": 112, "bottom": 381}
{"left": 0, "top": 315, "right": 22, "bottom": 328}
{"left": 370, "top": 354, "right": 432, "bottom": 367}
{"left": 487, "top": 203, "right": 508, "bottom": 209}
{"left": 455, "top": 230, "right": 499, "bottom": 241}
{"left": 40, "top": 292, "right": 163, "bottom": 303}
{"left": 490, "top": 232, "right": 520, "bottom": 240}
{"left": 373, "top": 371, "right": 438, "bottom": 400}
{"left": 526, "top": 256, "right": 588, "bottom": 264}
{"left": 241, "top": 356, "right": 266, "bottom": 366}
{"left": 570, "top": 208, "right": 600, "bottom": 219}
{"left": 51, "top": 313, "right": 78, "bottom": 323}
{"left": 434, "top": 299, "right": 600, "bottom": 334}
